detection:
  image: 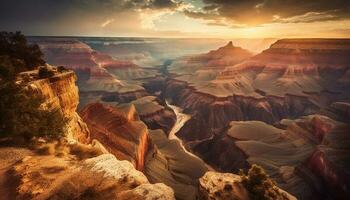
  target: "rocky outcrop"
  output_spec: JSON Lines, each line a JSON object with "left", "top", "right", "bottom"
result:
{"left": 7, "top": 143, "right": 174, "bottom": 200}
{"left": 198, "top": 171, "right": 296, "bottom": 200}
{"left": 199, "top": 172, "right": 250, "bottom": 200}
{"left": 25, "top": 70, "right": 90, "bottom": 143}
{"left": 80, "top": 102, "right": 149, "bottom": 170}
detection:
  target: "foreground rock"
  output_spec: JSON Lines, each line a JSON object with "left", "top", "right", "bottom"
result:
{"left": 5, "top": 142, "right": 174, "bottom": 200}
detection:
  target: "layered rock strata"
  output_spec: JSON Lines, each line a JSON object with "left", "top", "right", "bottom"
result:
{"left": 2, "top": 143, "right": 174, "bottom": 200}
{"left": 145, "top": 129, "right": 208, "bottom": 200}
{"left": 131, "top": 96, "right": 176, "bottom": 134}
{"left": 193, "top": 115, "right": 350, "bottom": 199}
{"left": 80, "top": 102, "right": 149, "bottom": 170}
{"left": 23, "top": 70, "right": 90, "bottom": 143}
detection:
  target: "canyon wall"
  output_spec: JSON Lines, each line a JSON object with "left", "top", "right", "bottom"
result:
{"left": 25, "top": 70, "right": 90, "bottom": 143}
{"left": 80, "top": 102, "right": 149, "bottom": 170}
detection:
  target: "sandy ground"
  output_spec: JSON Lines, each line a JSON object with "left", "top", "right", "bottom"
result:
{"left": 0, "top": 144, "right": 33, "bottom": 199}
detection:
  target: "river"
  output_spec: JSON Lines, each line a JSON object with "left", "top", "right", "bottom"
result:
{"left": 165, "top": 100, "right": 209, "bottom": 162}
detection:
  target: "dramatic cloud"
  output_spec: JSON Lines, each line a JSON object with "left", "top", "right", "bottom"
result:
{"left": 0, "top": 0, "right": 349, "bottom": 37}
{"left": 0, "top": 0, "right": 184, "bottom": 35}
{"left": 184, "top": 0, "right": 350, "bottom": 26}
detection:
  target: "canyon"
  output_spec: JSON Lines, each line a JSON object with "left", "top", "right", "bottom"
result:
{"left": 13, "top": 37, "right": 349, "bottom": 200}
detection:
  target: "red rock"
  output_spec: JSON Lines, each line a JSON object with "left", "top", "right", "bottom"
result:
{"left": 80, "top": 103, "right": 149, "bottom": 170}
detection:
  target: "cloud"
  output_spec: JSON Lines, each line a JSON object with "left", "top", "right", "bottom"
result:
{"left": 184, "top": 0, "right": 350, "bottom": 27}
{"left": 0, "top": 0, "right": 185, "bottom": 35}
{"left": 101, "top": 19, "right": 115, "bottom": 28}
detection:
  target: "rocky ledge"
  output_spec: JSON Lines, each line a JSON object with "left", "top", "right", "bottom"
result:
{"left": 0, "top": 139, "right": 174, "bottom": 200}
{"left": 22, "top": 69, "right": 90, "bottom": 143}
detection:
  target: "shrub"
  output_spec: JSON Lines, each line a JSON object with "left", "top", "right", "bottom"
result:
{"left": 0, "top": 31, "right": 66, "bottom": 139}
{"left": 38, "top": 66, "right": 55, "bottom": 78}
{"left": 0, "top": 82, "right": 67, "bottom": 139}
{"left": 239, "top": 164, "right": 289, "bottom": 200}
{"left": 0, "top": 31, "right": 45, "bottom": 76}
{"left": 57, "top": 66, "right": 67, "bottom": 73}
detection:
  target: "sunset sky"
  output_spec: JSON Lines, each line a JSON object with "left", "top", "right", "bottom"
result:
{"left": 1, "top": 0, "right": 350, "bottom": 38}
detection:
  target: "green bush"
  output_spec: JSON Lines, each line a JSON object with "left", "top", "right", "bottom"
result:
{"left": 57, "top": 66, "right": 67, "bottom": 73}
{"left": 0, "top": 81, "right": 67, "bottom": 139}
{"left": 38, "top": 66, "right": 55, "bottom": 78}
{"left": 239, "top": 164, "right": 289, "bottom": 200}
{"left": 0, "top": 31, "right": 45, "bottom": 74}
{"left": 0, "top": 31, "right": 66, "bottom": 139}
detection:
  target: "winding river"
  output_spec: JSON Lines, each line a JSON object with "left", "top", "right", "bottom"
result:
{"left": 165, "top": 100, "right": 208, "bottom": 161}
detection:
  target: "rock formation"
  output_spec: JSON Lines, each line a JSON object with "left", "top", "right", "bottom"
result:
{"left": 80, "top": 102, "right": 149, "bottom": 170}
{"left": 160, "top": 39, "right": 350, "bottom": 200}
{"left": 32, "top": 38, "right": 158, "bottom": 109}
{"left": 164, "top": 38, "right": 350, "bottom": 151}
{"left": 192, "top": 115, "right": 350, "bottom": 199}
{"left": 198, "top": 171, "right": 296, "bottom": 200}
{"left": 131, "top": 96, "right": 176, "bottom": 134}
{"left": 185, "top": 41, "right": 253, "bottom": 67}
{"left": 1, "top": 142, "right": 174, "bottom": 200}
{"left": 145, "top": 129, "right": 208, "bottom": 200}
{"left": 23, "top": 69, "right": 90, "bottom": 143}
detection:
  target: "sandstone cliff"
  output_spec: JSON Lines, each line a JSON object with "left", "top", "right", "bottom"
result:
{"left": 0, "top": 139, "right": 175, "bottom": 200}
{"left": 80, "top": 102, "right": 149, "bottom": 170}
{"left": 24, "top": 69, "right": 90, "bottom": 143}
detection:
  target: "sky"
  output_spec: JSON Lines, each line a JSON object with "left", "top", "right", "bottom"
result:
{"left": 0, "top": 0, "right": 350, "bottom": 38}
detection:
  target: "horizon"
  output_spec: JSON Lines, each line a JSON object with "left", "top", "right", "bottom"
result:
{"left": 26, "top": 35, "right": 350, "bottom": 40}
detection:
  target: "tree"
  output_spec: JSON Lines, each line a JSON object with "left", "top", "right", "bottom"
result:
{"left": 0, "top": 31, "right": 45, "bottom": 79}
{"left": 239, "top": 164, "right": 289, "bottom": 200}
{"left": 0, "top": 31, "right": 66, "bottom": 139}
